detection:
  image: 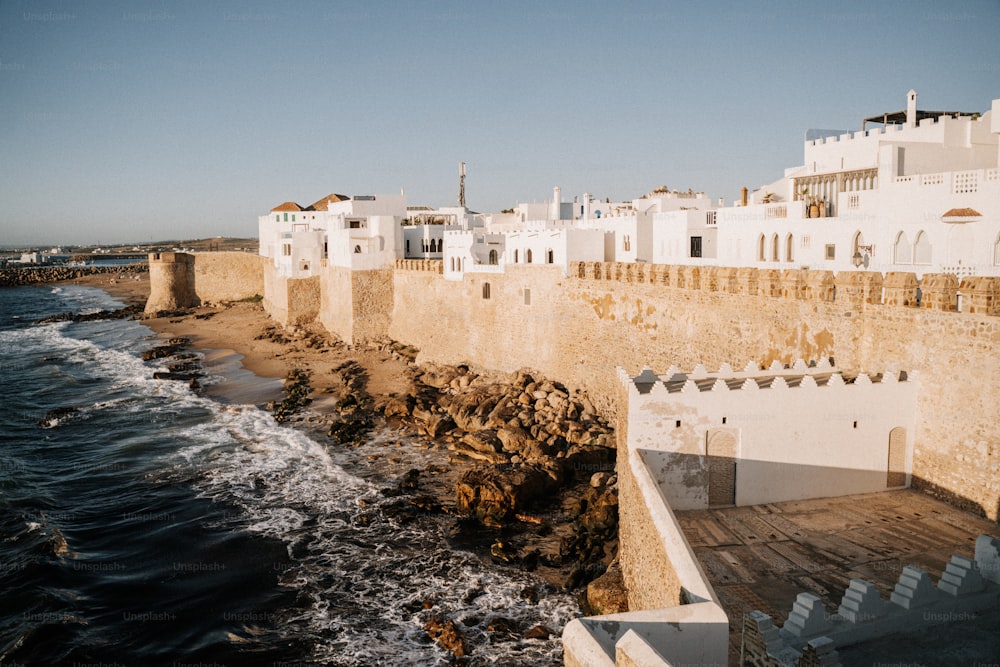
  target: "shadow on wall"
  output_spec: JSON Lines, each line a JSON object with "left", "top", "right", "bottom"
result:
{"left": 642, "top": 450, "right": 999, "bottom": 524}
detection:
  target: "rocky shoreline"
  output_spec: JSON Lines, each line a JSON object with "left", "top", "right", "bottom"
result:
{"left": 255, "top": 342, "right": 628, "bottom": 659}
{"left": 251, "top": 329, "right": 625, "bottom": 600}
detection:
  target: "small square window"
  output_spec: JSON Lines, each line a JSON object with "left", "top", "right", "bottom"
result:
{"left": 825, "top": 244, "right": 836, "bottom": 260}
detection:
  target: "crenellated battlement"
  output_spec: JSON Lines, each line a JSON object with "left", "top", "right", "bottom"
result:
{"left": 570, "top": 261, "right": 1000, "bottom": 315}
{"left": 616, "top": 358, "right": 912, "bottom": 401}
{"left": 742, "top": 534, "right": 1000, "bottom": 666}
{"left": 805, "top": 109, "right": 991, "bottom": 149}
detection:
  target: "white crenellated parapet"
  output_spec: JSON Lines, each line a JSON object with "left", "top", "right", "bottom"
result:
{"left": 938, "top": 555, "right": 985, "bottom": 596}
{"left": 617, "top": 359, "right": 913, "bottom": 398}
{"left": 889, "top": 565, "right": 938, "bottom": 609}
{"left": 620, "top": 360, "right": 919, "bottom": 508}
{"left": 782, "top": 592, "right": 833, "bottom": 638}
{"left": 749, "top": 537, "right": 1000, "bottom": 658}
{"left": 837, "top": 579, "right": 886, "bottom": 623}
{"left": 976, "top": 534, "right": 1000, "bottom": 585}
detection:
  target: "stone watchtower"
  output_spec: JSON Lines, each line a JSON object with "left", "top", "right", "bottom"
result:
{"left": 144, "top": 252, "right": 197, "bottom": 314}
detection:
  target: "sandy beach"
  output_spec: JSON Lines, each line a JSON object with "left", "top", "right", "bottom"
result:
{"left": 66, "top": 271, "right": 414, "bottom": 402}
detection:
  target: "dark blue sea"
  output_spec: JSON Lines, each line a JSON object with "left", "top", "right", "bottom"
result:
{"left": 0, "top": 285, "right": 576, "bottom": 666}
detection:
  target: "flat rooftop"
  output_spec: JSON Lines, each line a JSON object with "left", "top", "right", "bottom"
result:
{"left": 674, "top": 489, "right": 1000, "bottom": 663}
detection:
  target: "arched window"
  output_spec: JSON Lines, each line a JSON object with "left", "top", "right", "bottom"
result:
{"left": 513, "top": 249, "right": 519, "bottom": 264}
{"left": 482, "top": 282, "right": 491, "bottom": 299}
{"left": 488, "top": 249, "right": 498, "bottom": 265}
{"left": 405, "top": 239, "right": 410, "bottom": 254}
{"left": 913, "top": 231, "right": 932, "bottom": 265}
{"left": 771, "top": 234, "right": 779, "bottom": 262}
{"left": 525, "top": 249, "right": 533, "bottom": 264}
{"left": 758, "top": 234, "right": 766, "bottom": 261}
{"left": 893, "top": 232, "right": 911, "bottom": 264}
{"left": 546, "top": 249, "right": 554, "bottom": 264}
{"left": 354, "top": 245, "right": 362, "bottom": 254}
{"left": 623, "top": 235, "right": 631, "bottom": 252}
{"left": 785, "top": 234, "right": 794, "bottom": 262}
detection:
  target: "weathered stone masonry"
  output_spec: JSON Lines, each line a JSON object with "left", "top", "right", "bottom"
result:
{"left": 148, "top": 252, "right": 1000, "bottom": 522}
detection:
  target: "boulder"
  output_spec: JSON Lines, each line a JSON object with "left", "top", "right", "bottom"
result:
{"left": 423, "top": 413, "right": 455, "bottom": 438}
{"left": 524, "top": 624, "right": 553, "bottom": 640}
{"left": 586, "top": 561, "right": 628, "bottom": 615}
{"left": 423, "top": 615, "right": 467, "bottom": 657}
{"left": 565, "top": 443, "right": 615, "bottom": 480}
{"left": 461, "top": 430, "right": 502, "bottom": 453}
{"left": 456, "top": 464, "right": 556, "bottom": 527}
{"left": 496, "top": 426, "right": 533, "bottom": 454}
{"left": 382, "top": 395, "right": 413, "bottom": 418}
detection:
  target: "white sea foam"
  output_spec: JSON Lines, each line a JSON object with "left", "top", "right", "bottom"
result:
{"left": 165, "top": 403, "right": 577, "bottom": 665}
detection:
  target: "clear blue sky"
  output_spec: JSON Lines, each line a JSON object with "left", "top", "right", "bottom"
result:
{"left": 1, "top": 0, "right": 997, "bottom": 246}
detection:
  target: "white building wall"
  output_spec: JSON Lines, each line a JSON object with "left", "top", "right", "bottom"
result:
{"left": 623, "top": 364, "right": 918, "bottom": 510}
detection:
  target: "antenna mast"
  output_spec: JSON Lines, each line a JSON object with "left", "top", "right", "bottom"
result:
{"left": 458, "top": 161, "right": 466, "bottom": 208}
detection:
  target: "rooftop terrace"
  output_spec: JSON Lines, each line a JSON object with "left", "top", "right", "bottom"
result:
{"left": 674, "top": 489, "right": 1000, "bottom": 664}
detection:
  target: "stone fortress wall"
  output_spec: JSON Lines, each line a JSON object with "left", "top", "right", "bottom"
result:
{"left": 145, "top": 251, "right": 265, "bottom": 312}
{"left": 148, "top": 252, "right": 1000, "bottom": 523}
{"left": 390, "top": 260, "right": 1000, "bottom": 523}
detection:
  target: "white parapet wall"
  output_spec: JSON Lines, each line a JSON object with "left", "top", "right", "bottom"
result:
{"left": 562, "top": 416, "right": 729, "bottom": 667}
{"left": 620, "top": 360, "right": 918, "bottom": 509}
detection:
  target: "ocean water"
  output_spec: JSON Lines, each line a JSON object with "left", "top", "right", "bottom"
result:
{"left": 0, "top": 285, "right": 577, "bottom": 666}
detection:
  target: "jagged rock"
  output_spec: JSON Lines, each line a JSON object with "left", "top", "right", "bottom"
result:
{"left": 382, "top": 395, "right": 413, "bottom": 418}
{"left": 423, "top": 615, "right": 467, "bottom": 657}
{"left": 564, "top": 443, "right": 615, "bottom": 480}
{"left": 38, "top": 406, "right": 78, "bottom": 428}
{"left": 141, "top": 343, "right": 185, "bottom": 360}
{"left": 450, "top": 442, "right": 508, "bottom": 464}
{"left": 328, "top": 416, "right": 372, "bottom": 444}
{"left": 523, "top": 624, "right": 553, "bottom": 640}
{"left": 590, "top": 472, "right": 613, "bottom": 489}
{"left": 490, "top": 539, "right": 519, "bottom": 564}
{"left": 455, "top": 464, "right": 556, "bottom": 527}
{"left": 486, "top": 616, "right": 521, "bottom": 642}
{"left": 419, "top": 369, "right": 457, "bottom": 390}
{"left": 423, "top": 413, "right": 455, "bottom": 438}
{"left": 461, "top": 430, "right": 502, "bottom": 453}
{"left": 586, "top": 561, "right": 628, "bottom": 615}
{"left": 496, "top": 426, "right": 533, "bottom": 454}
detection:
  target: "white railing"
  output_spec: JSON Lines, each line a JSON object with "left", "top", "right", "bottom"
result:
{"left": 764, "top": 204, "right": 787, "bottom": 219}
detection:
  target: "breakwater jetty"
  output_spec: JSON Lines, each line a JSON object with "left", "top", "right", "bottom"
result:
{"left": 0, "top": 263, "right": 147, "bottom": 288}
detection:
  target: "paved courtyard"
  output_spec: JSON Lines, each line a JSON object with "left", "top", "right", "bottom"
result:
{"left": 674, "top": 489, "right": 1000, "bottom": 664}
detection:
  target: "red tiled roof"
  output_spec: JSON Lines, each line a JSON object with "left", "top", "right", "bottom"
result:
{"left": 942, "top": 208, "right": 982, "bottom": 218}
{"left": 310, "top": 193, "right": 350, "bottom": 211}
{"left": 271, "top": 201, "right": 306, "bottom": 212}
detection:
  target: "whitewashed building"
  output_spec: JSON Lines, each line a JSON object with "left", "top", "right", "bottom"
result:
{"left": 258, "top": 192, "right": 406, "bottom": 275}
{"left": 703, "top": 91, "right": 1000, "bottom": 277}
